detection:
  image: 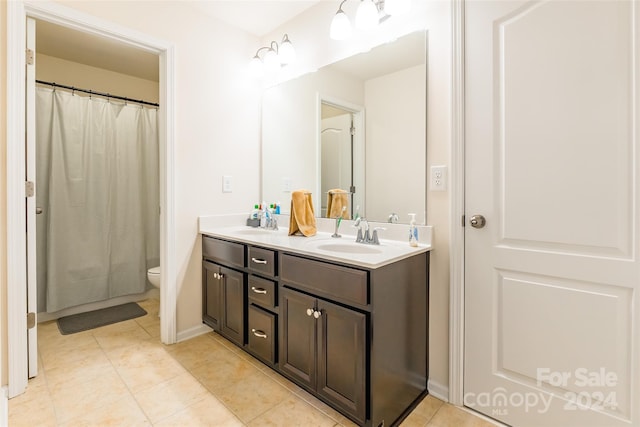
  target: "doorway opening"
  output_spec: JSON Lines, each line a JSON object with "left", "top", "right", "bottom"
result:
{"left": 7, "top": 1, "right": 176, "bottom": 398}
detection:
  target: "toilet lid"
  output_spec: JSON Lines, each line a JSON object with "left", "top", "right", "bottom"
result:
{"left": 149, "top": 266, "right": 161, "bottom": 275}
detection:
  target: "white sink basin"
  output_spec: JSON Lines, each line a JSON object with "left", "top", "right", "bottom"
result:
{"left": 312, "top": 242, "right": 384, "bottom": 255}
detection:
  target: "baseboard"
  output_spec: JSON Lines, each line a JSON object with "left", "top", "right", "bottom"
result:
{"left": 176, "top": 323, "right": 212, "bottom": 343}
{"left": 428, "top": 379, "right": 449, "bottom": 403}
{"left": 0, "top": 386, "right": 7, "bottom": 427}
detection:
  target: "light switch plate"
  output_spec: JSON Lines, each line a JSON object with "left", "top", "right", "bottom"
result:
{"left": 282, "top": 177, "right": 292, "bottom": 193}
{"left": 430, "top": 165, "right": 447, "bottom": 191}
{"left": 222, "top": 175, "right": 232, "bottom": 193}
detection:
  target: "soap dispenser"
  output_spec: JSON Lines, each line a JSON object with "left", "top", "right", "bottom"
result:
{"left": 408, "top": 213, "right": 419, "bottom": 247}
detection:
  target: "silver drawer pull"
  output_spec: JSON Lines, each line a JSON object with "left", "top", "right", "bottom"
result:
{"left": 251, "top": 328, "right": 268, "bottom": 339}
{"left": 251, "top": 257, "right": 268, "bottom": 265}
{"left": 251, "top": 286, "right": 268, "bottom": 294}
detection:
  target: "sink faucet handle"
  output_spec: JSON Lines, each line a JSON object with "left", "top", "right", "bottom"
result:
{"left": 371, "top": 227, "right": 386, "bottom": 245}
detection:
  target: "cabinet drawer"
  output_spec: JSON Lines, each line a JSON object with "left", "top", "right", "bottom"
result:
{"left": 248, "top": 246, "right": 276, "bottom": 277}
{"left": 248, "top": 305, "right": 276, "bottom": 364}
{"left": 281, "top": 254, "right": 368, "bottom": 307}
{"left": 202, "top": 236, "right": 244, "bottom": 269}
{"left": 248, "top": 275, "right": 276, "bottom": 310}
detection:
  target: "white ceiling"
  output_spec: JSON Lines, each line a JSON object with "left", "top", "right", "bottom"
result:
{"left": 35, "top": 1, "right": 323, "bottom": 82}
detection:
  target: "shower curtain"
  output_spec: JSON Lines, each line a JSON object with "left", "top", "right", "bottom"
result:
{"left": 36, "top": 87, "right": 160, "bottom": 313}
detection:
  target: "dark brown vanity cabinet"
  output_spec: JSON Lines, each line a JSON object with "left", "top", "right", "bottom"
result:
{"left": 202, "top": 233, "right": 429, "bottom": 427}
{"left": 280, "top": 286, "right": 366, "bottom": 423}
{"left": 202, "top": 237, "right": 246, "bottom": 346}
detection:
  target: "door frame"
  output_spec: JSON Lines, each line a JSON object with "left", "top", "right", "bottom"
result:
{"left": 449, "top": 0, "right": 465, "bottom": 407}
{"left": 6, "top": 0, "right": 177, "bottom": 397}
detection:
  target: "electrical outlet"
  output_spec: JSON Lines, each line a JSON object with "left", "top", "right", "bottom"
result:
{"left": 430, "top": 165, "right": 447, "bottom": 191}
{"left": 222, "top": 175, "right": 232, "bottom": 193}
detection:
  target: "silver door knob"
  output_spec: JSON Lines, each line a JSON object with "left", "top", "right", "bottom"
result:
{"left": 469, "top": 215, "right": 486, "bottom": 229}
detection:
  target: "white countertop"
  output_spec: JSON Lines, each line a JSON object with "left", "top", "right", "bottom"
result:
{"left": 198, "top": 214, "right": 432, "bottom": 269}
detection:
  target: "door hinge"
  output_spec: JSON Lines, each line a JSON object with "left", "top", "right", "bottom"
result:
{"left": 26, "top": 48, "right": 34, "bottom": 65}
{"left": 25, "top": 181, "right": 35, "bottom": 198}
{"left": 350, "top": 185, "right": 356, "bottom": 194}
{"left": 350, "top": 126, "right": 355, "bottom": 136}
{"left": 462, "top": 214, "right": 466, "bottom": 227}
{"left": 27, "top": 312, "right": 36, "bottom": 329}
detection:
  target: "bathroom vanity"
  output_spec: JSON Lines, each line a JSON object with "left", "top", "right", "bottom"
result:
{"left": 200, "top": 221, "right": 430, "bottom": 427}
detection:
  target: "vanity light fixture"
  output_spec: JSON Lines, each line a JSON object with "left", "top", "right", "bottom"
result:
{"left": 250, "top": 34, "right": 296, "bottom": 78}
{"left": 329, "top": 0, "right": 412, "bottom": 40}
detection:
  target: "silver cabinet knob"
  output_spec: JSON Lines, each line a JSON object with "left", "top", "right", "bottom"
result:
{"left": 306, "top": 308, "right": 314, "bottom": 317}
{"left": 469, "top": 215, "right": 486, "bottom": 229}
{"left": 313, "top": 310, "right": 322, "bottom": 319}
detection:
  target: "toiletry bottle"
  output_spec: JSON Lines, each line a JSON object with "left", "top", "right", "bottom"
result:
{"left": 260, "top": 202, "right": 267, "bottom": 228}
{"left": 251, "top": 204, "right": 260, "bottom": 219}
{"left": 408, "top": 213, "right": 419, "bottom": 247}
{"left": 275, "top": 202, "right": 281, "bottom": 215}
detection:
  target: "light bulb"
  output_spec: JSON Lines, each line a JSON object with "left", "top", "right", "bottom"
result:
{"left": 279, "top": 37, "right": 296, "bottom": 65}
{"left": 263, "top": 48, "right": 280, "bottom": 73}
{"left": 249, "top": 56, "right": 264, "bottom": 78}
{"left": 330, "top": 10, "right": 352, "bottom": 40}
{"left": 355, "top": 0, "right": 379, "bottom": 30}
{"left": 384, "top": 0, "right": 411, "bottom": 15}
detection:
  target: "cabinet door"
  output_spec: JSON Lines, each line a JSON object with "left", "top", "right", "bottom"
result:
{"left": 219, "top": 266, "right": 245, "bottom": 346}
{"left": 202, "top": 261, "right": 222, "bottom": 330}
{"left": 317, "top": 299, "right": 366, "bottom": 424}
{"left": 279, "top": 287, "right": 316, "bottom": 390}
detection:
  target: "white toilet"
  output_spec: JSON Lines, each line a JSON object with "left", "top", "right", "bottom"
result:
{"left": 147, "top": 266, "right": 161, "bottom": 288}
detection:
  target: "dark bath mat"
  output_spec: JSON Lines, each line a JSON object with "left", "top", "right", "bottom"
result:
{"left": 57, "top": 302, "right": 147, "bottom": 335}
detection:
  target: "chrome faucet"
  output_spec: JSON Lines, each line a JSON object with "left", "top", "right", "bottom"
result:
{"left": 354, "top": 218, "right": 370, "bottom": 243}
{"left": 354, "top": 218, "right": 384, "bottom": 245}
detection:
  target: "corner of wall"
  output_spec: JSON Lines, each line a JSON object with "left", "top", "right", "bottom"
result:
{"left": 1, "top": 0, "right": 9, "bottom": 389}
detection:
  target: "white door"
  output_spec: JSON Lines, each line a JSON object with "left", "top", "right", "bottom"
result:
{"left": 321, "top": 114, "right": 352, "bottom": 216}
{"left": 26, "top": 16, "right": 38, "bottom": 379}
{"left": 464, "top": 1, "right": 640, "bottom": 426}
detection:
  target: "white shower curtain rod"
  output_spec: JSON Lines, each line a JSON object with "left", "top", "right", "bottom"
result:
{"left": 36, "top": 79, "right": 160, "bottom": 108}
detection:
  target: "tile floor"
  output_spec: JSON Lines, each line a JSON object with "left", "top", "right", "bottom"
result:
{"left": 9, "top": 298, "right": 496, "bottom": 427}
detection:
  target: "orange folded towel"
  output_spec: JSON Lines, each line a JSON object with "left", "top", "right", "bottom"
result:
{"left": 327, "top": 189, "right": 350, "bottom": 219}
{"left": 288, "top": 190, "right": 317, "bottom": 237}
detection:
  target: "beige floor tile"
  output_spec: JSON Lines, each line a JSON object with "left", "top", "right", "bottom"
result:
{"left": 262, "top": 367, "right": 303, "bottom": 393}
{"left": 44, "top": 351, "right": 115, "bottom": 390}
{"left": 39, "top": 338, "right": 104, "bottom": 372}
{"left": 428, "top": 404, "right": 497, "bottom": 427}
{"left": 110, "top": 342, "right": 188, "bottom": 393}
{"left": 50, "top": 369, "right": 132, "bottom": 423}
{"left": 247, "top": 395, "right": 338, "bottom": 427}
{"left": 165, "top": 333, "right": 233, "bottom": 371}
{"left": 38, "top": 328, "right": 97, "bottom": 357}
{"left": 294, "top": 389, "right": 347, "bottom": 423}
{"left": 139, "top": 317, "right": 161, "bottom": 338}
{"left": 400, "top": 412, "right": 430, "bottom": 427}
{"left": 134, "top": 372, "right": 210, "bottom": 423}
{"left": 8, "top": 390, "right": 57, "bottom": 427}
{"left": 154, "top": 393, "right": 243, "bottom": 427}
{"left": 59, "top": 396, "right": 151, "bottom": 427}
{"left": 190, "top": 352, "right": 261, "bottom": 394}
{"left": 94, "top": 323, "right": 153, "bottom": 350}
{"left": 214, "top": 370, "right": 293, "bottom": 423}
{"left": 8, "top": 370, "right": 50, "bottom": 407}
{"left": 413, "top": 395, "right": 445, "bottom": 421}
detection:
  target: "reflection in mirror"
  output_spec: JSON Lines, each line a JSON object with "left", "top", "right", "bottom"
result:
{"left": 261, "top": 31, "right": 426, "bottom": 224}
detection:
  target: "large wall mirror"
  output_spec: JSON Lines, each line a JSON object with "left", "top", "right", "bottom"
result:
{"left": 261, "top": 31, "right": 427, "bottom": 224}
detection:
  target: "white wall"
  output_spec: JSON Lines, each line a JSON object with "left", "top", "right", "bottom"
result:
{"left": 264, "top": 1, "right": 452, "bottom": 396}
{"left": 36, "top": 53, "right": 159, "bottom": 104}
{"left": 55, "top": 0, "right": 263, "bottom": 336}
{"left": 364, "top": 64, "right": 426, "bottom": 223}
